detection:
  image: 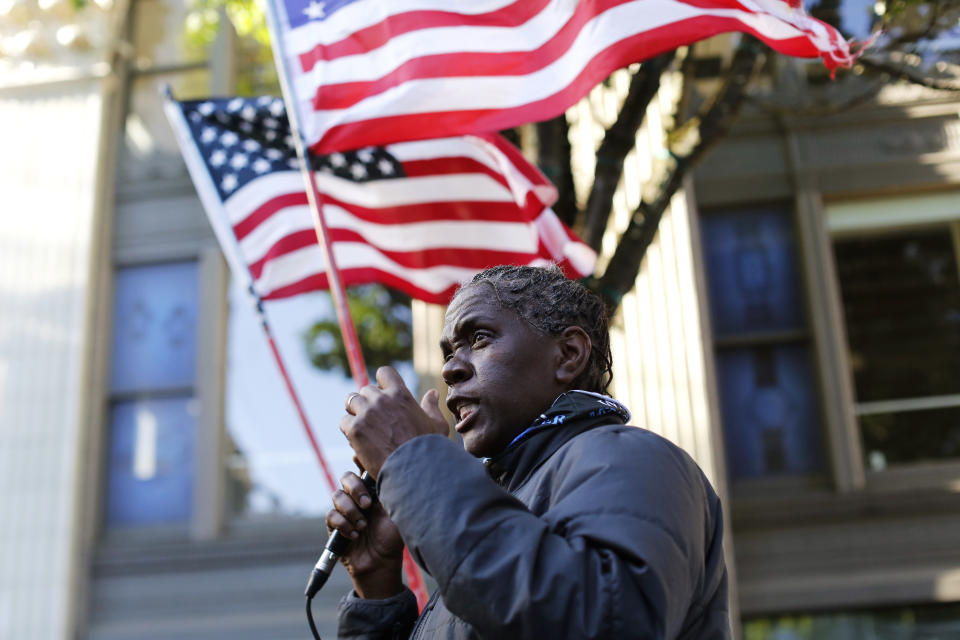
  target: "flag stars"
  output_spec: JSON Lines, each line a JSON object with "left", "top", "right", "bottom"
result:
{"left": 350, "top": 163, "right": 368, "bottom": 180}
{"left": 378, "top": 158, "right": 395, "bottom": 175}
{"left": 303, "top": 0, "right": 325, "bottom": 20}
{"left": 185, "top": 97, "right": 405, "bottom": 199}
{"left": 230, "top": 153, "right": 248, "bottom": 170}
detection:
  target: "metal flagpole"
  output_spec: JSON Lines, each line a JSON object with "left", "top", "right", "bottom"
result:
{"left": 260, "top": 3, "right": 367, "bottom": 387}
{"left": 262, "top": 0, "right": 430, "bottom": 608}
{"left": 249, "top": 289, "right": 339, "bottom": 494}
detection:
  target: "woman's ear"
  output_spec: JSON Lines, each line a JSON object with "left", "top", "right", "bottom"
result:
{"left": 554, "top": 326, "right": 591, "bottom": 387}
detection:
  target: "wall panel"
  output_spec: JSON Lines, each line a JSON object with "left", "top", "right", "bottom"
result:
{"left": 0, "top": 82, "right": 104, "bottom": 640}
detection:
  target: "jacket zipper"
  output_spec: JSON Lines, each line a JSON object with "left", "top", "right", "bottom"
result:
{"left": 408, "top": 590, "right": 440, "bottom": 639}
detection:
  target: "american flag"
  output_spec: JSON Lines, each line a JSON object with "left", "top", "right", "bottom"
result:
{"left": 163, "top": 95, "right": 596, "bottom": 304}
{"left": 269, "top": 0, "right": 862, "bottom": 155}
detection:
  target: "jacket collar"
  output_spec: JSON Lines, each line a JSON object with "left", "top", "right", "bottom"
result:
{"left": 484, "top": 391, "right": 630, "bottom": 492}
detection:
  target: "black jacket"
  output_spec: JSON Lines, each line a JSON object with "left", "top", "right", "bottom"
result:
{"left": 338, "top": 391, "right": 730, "bottom": 639}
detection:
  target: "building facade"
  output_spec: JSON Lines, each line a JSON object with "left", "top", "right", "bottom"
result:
{"left": 2, "top": 1, "right": 960, "bottom": 638}
{"left": 694, "top": 81, "right": 960, "bottom": 635}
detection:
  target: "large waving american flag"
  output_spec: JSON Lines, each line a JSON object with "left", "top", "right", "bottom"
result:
{"left": 163, "top": 95, "right": 595, "bottom": 304}
{"left": 269, "top": 0, "right": 861, "bottom": 154}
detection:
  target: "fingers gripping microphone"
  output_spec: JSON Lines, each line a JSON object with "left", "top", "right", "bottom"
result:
{"left": 305, "top": 471, "right": 378, "bottom": 598}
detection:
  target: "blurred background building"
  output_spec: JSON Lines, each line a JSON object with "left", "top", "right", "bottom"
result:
{"left": 688, "top": 35, "right": 960, "bottom": 637}
{"left": 1, "top": 0, "right": 959, "bottom": 638}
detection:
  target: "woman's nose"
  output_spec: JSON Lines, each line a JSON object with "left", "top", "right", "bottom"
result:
{"left": 441, "top": 353, "right": 470, "bottom": 385}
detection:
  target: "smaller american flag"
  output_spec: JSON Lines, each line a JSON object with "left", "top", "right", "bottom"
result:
{"left": 163, "top": 94, "right": 596, "bottom": 304}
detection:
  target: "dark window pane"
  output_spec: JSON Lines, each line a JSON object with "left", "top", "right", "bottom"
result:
{"left": 717, "top": 345, "right": 823, "bottom": 478}
{"left": 701, "top": 207, "right": 822, "bottom": 481}
{"left": 834, "top": 225, "right": 960, "bottom": 467}
{"left": 106, "top": 397, "right": 195, "bottom": 525}
{"left": 701, "top": 208, "right": 805, "bottom": 337}
{"left": 110, "top": 262, "right": 198, "bottom": 393}
{"left": 834, "top": 227, "right": 960, "bottom": 403}
{"left": 861, "top": 405, "right": 960, "bottom": 469}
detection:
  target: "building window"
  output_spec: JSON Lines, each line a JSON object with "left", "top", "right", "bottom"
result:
{"left": 833, "top": 223, "right": 960, "bottom": 471}
{"left": 105, "top": 262, "right": 199, "bottom": 526}
{"left": 700, "top": 207, "right": 824, "bottom": 480}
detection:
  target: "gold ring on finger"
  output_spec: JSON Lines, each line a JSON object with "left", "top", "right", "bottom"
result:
{"left": 346, "top": 392, "right": 360, "bottom": 414}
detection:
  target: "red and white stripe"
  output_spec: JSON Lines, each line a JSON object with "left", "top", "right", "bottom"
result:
{"left": 227, "top": 134, "right": 595, "bottom": 303}
{"left": 276, "top": 0, "right": 860, "bottom": 154}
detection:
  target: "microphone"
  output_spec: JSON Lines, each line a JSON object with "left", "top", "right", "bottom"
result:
{"left": 305, "top": 471, "right": 378, "bottom": 598}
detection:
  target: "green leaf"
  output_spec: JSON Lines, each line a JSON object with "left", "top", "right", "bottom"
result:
{"left": 303, "top": 285, "right": 413, "bottom": 378}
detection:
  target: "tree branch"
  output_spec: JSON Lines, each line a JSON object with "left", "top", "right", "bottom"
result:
{"left": 808, "top": 0, "right": 840, "bottom": 31}
{"left": 535, "top": 115, "right": 578, "bottom": 227}
{"left": 883, "top": 1, "right": 947, "bottom": 49}
{"left": 582, "top": 52, "right": 676, "bottom": 250}
{"left": 591, "top": 40, "right": 763, "bottom": 310}
{"left": 499, "top": 126, "right": 522, "bottom": 148}
{"left": 674, "top": 46, "right": 698, "bottom": 124}
{"left": 859, "top": 56, "right": 960, "bottom": 92}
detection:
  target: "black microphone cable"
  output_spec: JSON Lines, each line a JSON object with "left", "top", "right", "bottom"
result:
{"left": 305, "top": 471, "right": 378, "bottom": 640}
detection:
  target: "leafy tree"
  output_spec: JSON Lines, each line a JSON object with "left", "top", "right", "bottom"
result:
{"left": 184, "top": 0, "right": 277, "bottom": 95}
{"left": 302, "top": 285, "right": 413, "bottom": 378}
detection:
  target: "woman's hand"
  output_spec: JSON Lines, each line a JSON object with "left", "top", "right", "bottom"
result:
{"left": 325, "top": 470, "right": 405, "bottom": 599}
{"left": 339, "top": 366, "right": 450, "bottom": 477}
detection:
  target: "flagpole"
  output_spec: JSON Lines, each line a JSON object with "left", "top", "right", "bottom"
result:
{"left": 263, "top": 11, "right": 367, "bottom": 389}
{"left": 161, "top": 87, "right": 340, "bottom": 495}
{"left": 263, "top": 0, "right": 429, "bottom": 608}
{"left": 250, "top": 289, "right": 339, "bottom": 494}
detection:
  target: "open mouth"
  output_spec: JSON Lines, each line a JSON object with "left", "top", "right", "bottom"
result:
{"left": 450, "top": 398, "right": 479, "bottom": 432}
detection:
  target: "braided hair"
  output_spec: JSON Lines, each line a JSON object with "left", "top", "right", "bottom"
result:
{"left": 453, "top": 264, "right": 613, "bottom": 394}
